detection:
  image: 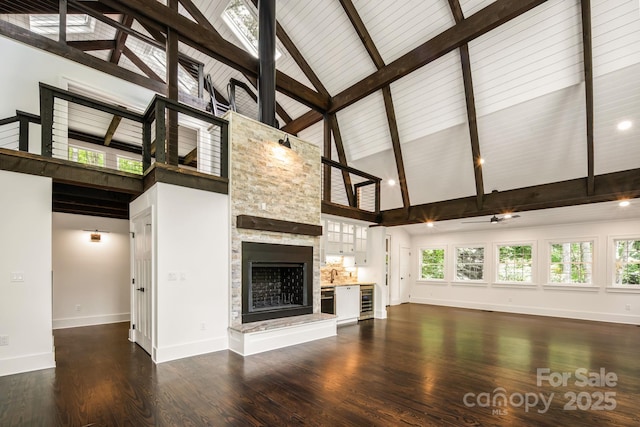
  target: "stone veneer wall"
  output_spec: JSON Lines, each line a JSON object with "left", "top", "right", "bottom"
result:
{"left": 227, "top": 112, "right": 321, "bottom": 327}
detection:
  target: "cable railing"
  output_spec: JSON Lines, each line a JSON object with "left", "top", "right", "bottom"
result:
{"left": 321, "top": 157, "right": 380, "bottom": 214}
{"left": 32, "top": 82, "right": 228, "bottom": 179}
{"left": 0, "top": 111, "right": 40, "bottom": 152}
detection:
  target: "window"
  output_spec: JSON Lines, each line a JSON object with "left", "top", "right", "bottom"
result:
{"left": 30, "top": 14, "right": 96, "bottom": 35}
{"left": 549, "top": 241, "right": 593, "bottom": 284}
{"left": 614, "top": 239, "right": 640, "bottom": 285}
{"left": 222, "top": 0, "right": 281, "bottom": 59}
{"left": 68, "top": 145, "right": 104, "bottom": 167}
{"left": 117, "top": 156, "right": 143, "bottom": 175}
{"left": 455, "top": 246, "right": 485, "bottom": 281}
{"left": 496, "top": 244, "right": 533, "bottom": 283}
{"left": 420, "top": 248, "right": 445, "bottom": 280}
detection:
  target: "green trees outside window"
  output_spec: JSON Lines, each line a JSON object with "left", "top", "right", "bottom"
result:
{"left": 614, "top": 239, "right": 640, "bottom": 285}
{"left": 497, "top": 245, "right": 533, "bottom": 282}
{"left": 420, "top": 248, "right": 445, "bottom": 280}
{"left": 456, "top": 247, "right": 484, "bottom": 281}
{"left": 549, "top": 241, "right": 593, "bottom": 284}
{"left": 68, "top": 146, "right": 104, "bottom": 166}
{"left": 117, "top": 156, "right": 143, "bottom": 175}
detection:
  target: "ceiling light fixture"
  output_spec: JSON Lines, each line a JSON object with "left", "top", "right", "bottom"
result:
{"left": 426, "top": 221, "right": 434, "bottom": 228}
{"left": 503, "top": 213, "right": 513, "bottom": 219}
{"left": 617, "top": 120, "right": 632, "bottom": 131}
{"left": 478, "top": 158, "right": 485, "bottom": 165}
{"left": 278, "top": 135, "right": 291, "bottom": 149}
{"left": 619, "top": 200, "right": 630, "bottom": 207}
{"left": 388, "top": 179, "right": 396, "bottom": 186}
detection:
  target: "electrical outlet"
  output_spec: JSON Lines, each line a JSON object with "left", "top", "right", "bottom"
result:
{"left": 200, "top": 322, "right": 206, "bottom": 331}
{"left": 75, "top": 304, "right": 81, "bottom": 312}
{"left": 10, "top": 272, "right": 24, "bottom": 282}
{"left": 625, "top": 304, "right": 631, "bottom": 311}
{"left": 168, "top": 272, "right": 177, "bottom": 281}
{"left": 0, "top": 335, "right": 8, "bottom": 346}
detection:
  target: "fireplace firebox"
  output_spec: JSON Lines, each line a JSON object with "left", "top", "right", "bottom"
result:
{"left": 242, "top": 242, "right": 313, "bottom": 323}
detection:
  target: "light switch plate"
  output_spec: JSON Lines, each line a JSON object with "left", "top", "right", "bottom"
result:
{"left": 10, "top": 272, "right": 24, "bottom": 282}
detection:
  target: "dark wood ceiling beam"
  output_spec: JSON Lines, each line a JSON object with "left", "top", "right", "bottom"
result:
{"left": 447, "top": 0, "right": 484, "bottom": 210}
{"left": 122, "top": 46, "right": 165, "bottom": 82}
{"left": 0, "top": 19, "right": 167, "bottom": 95}
{"left": 382, "top": 87, "right": 410, "bottom": 209}
{"left": 110, "top": 15, "right": 134, "bottom": 64}
{"left": 104, "top": 115, "right": 123, "bottom": 146}
{"left": 338, "top": 0, "right": 410, "bottom": 210}
{"left": 96, "top": 0, "right": 329, "bottom": 111}
{"left": 0, "top": 0, "right": 117, "bottom": 14}
{"left": 67, "top": 40, "right": 117, "bottom": 51}
{"left": 178, "top": 0, "right": 218, "bottom": 34}
{"left": 281, "top": 110, "right": 323, "bottom": 135}
{"left": 184, "top": 147, "right": 197, "bottom": 165}
{"left": 459, "top": 44, "right": 484, "bottom": 210}
{"left": 581, "top": 0, "right": 595, "bottom": 195}
{"left": 328, "top": 114, "right": 356, "bottom": 207}
{"left": 330, "top": 0, "right": 549, "bottom": 114}
{"left": 380, "top": 168, "right": 640, "bottom": 226}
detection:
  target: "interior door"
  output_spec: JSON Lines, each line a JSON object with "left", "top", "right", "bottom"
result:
{"left": 132, "top": 213, "right": 152, "bottom": 355}
{"left": 400, "top": 247, "right": 411, "bottom": 303}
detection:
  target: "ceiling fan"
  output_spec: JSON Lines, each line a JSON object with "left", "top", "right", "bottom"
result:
{"left": 462, "top": 214, "right": 521, "bottom": 224}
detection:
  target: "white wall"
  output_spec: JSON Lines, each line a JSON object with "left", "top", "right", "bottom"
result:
{"left": 0, "top": 171, "right": 55, "bottom": 376}
{"left": 358, "top": 226, "right": 389, "bottom": 319}
{"left": 130, "top": 183, "right": 229, "bottom": 363}
{"left": 408, "top": 219, "right": 640, "bottom": 325}
{"left": 52, "top": 213, "right": 130, "bottom": 329}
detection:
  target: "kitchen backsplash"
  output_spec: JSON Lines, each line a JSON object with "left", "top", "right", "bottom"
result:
{"left": 321, "top": 258, "right": 359, "bottom": 285}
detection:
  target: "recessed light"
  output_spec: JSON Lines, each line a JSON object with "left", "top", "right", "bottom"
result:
{"left": 426, "top": 221, "right": 434, "bottom": 228}
{"left": 503, "top": 213, "right": 512, "bottom": 219}
{"left": 617, "top": 120, "right": 632, "bottom": 131}
{"left": 388, "top": 179, "right": 396, "bottom": 186}
{"left": 478, "top": 158, "right": 485, "bottom": 165}
{"left": 619, "top": 200, "right": 630, "bottom": 207}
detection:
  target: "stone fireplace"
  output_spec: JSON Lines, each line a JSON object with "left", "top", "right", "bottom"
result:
{"left": 241, "top": 242, "right": 313, "bottom": 323}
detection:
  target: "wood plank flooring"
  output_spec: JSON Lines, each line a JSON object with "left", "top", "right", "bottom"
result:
{"left": 1, "top": 304, "right": 639, "bottom": 426}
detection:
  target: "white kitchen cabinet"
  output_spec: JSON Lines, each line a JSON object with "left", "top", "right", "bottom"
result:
{"left": 322, "top": 219, "right": 367, "bottom": 259}
{"left": 335, "top": 285, "right": 360, "bottom": 325}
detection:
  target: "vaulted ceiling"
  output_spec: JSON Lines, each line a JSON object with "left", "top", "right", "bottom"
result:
{"left": 1, "top": 0, "right": 639, "bottom": 226}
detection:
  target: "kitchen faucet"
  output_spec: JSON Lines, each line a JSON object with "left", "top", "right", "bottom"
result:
{"left": 330, "top": 269, "right": 338, "bottom": 284}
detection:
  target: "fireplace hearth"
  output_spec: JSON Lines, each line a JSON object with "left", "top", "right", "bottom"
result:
{"left": 242, "top": 242, "right": 313, "bottom": 323}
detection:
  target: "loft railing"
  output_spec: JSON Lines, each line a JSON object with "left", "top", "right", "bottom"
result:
{"left": 37, "top": 82, "right": 228, "bottom": 178}
{"left": 0, "top": 111, "right": 40, "bottom": 152}
{"left": 321, "top": 157, "right": 380, "bottom": 214}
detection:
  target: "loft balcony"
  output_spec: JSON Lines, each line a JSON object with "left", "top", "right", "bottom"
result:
{"left": 0, "top": 83, "right": 229, "bottom": 218}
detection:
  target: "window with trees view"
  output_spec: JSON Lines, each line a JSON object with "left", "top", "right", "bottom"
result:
{"left": 497, "top": 244, "right": 533, "bottom": 283}
{"left": 68, "top": 145, "right": 104, "bottom": 167}
{"left": 420, "top": 248, "right": 445, "bottom": 280}
{"left": 455, "top": 246, "right": 485, "bottom": 281}
{"left": 614, "top": 239, "right": 640, "bottom": 285}
{"left": 549, "top": 241, "right": 593, "bottom": 284}
{"left": 222, "top": 0, "right": 281, "bottom": 59}
{"left": 117, "top": 156, "right": 143, "bottom": 175}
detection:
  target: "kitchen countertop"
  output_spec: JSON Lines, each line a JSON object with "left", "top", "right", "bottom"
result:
{"left": 321, "top": 282, "right": 375, "bottom": 288}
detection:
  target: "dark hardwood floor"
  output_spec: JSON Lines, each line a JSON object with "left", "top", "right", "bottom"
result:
{"left": 1, "top": 304, "right": 638, "bottom": 426}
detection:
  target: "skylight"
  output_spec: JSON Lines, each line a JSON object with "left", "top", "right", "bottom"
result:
{"left": 222, "top": 0, "right": 281, "bottom": 60}
{"left": 30, "top": 14, "right": 96, "bottom": 35}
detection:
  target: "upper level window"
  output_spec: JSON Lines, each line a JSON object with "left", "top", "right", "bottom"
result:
{"left": 68, "top": 145, "right": 104, "bottom": 167}
{"left": 420, "top": 248, "right": 445, "bottom": 280}
{"left": 117, "top": 155, "right": 143, "bottom": 175}
{"left": 614, "top": 239, "right": 640, "bottom": 286}
{"left": 30, "top": 14, "right": 96, "bottom": 35}
{"left": 222, "top": 0, "right": 281, "bottom": 59}
{"left": 549, "top": 241, "right": 593, "bottom": 285}
{"left": 496, "top": 244, "right": 533, "bottom": 283}
{"left": 455, "top": 246, "right": 485, "bottom": 281}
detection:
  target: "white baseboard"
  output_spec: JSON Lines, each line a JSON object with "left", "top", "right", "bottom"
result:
{"left": 0, "top": 351, "right": 56, "bottom": 377}
{"left": 375, "top": 309, "right": 387, "bottom": 319}
{"left": 53, "top": 313, "right": 130, "bottom": 329}
{"left": 229, "top": 318, "right": 337, "bottom": 356}
{"left": 409, "top": 297, "right": 640, "bottom": 325}
{"left": 153, "top": 336, "right": 229, "bottom": 363}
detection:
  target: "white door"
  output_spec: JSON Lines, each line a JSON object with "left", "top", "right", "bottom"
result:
{"left": 400, "top": 247, "right": 411, "bottom": 303}
{"left": 132, "top": 214, "right": 152, "bottom": 355}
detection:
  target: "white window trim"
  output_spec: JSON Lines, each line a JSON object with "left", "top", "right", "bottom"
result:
{"left": 417, "top": 246, "right": 447, "bottom": 283}
{"left": 68, "top": 144, "right": 105, "bottom": 166}
{"left": 116, "top": 154, "right": 143, "bottom": 174}
{"left": 545, "top": 237, "right": 597, "bottom": 286}
{"left": 608, "top": 235, "right": 640, "bottom": 289}
{"left": 452, "top": 244, "right": 487, "bottom": 284}
{"left": 493, "top": 241, "right": 536, "bottom": 285}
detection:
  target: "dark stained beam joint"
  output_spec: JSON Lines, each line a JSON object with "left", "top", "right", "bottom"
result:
{"left": 110, "top": 15, "right": 134, "bottom": 64}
